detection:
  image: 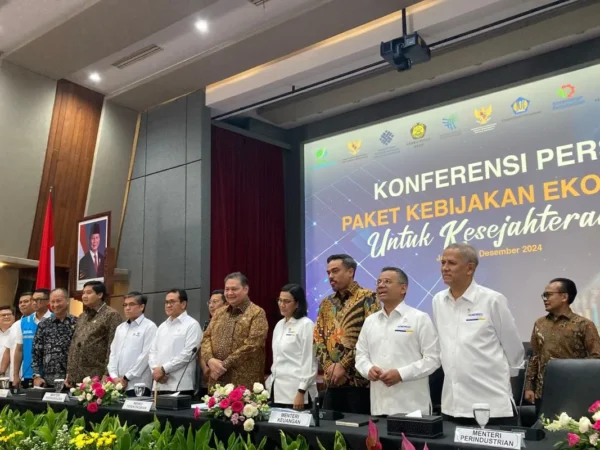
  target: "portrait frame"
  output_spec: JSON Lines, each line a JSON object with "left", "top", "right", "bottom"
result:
{"left": 74, "top": 212, "right": 111, "bottom": 292}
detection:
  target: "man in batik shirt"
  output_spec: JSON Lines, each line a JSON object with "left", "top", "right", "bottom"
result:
{"left": 32, "top": 289, "right": 77, "bottom": 388}
{"left": 524, "top": 278, "right": 600, "bottom": 405}
{"left": 201, "top": 272, "right": 268, "bottom": 389}
{"left": 313, "top": 254, "right": 379, "bottom": 414}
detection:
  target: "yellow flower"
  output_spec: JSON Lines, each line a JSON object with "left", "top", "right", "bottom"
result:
{"left": 76, "top": 441, "right": 85, "bottom": 449}
{"left": 90, "top": 432, "right": 99, "bottom": 438}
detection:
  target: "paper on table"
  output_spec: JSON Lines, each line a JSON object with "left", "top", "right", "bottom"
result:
{"left": 192, "top": 403, "right": 208, "bottom": 410}
{"left": 406, "top": 410, "right": 422, "bottom": 418}
{"left": 169, "top": 392, "right": 180, "bottom": 397}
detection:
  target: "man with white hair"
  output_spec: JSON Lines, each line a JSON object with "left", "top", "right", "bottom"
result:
{"left": 32, "top": 288, "right": 77, "bottom": 388}
{"left": 432, "top": 243, "right": 523, "bottom": 426}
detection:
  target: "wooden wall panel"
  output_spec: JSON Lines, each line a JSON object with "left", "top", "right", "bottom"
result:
{"left": 28, "top": 80, "right": 104, "bottom": 267}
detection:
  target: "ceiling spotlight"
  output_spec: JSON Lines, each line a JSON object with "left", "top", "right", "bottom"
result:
{"left": 89, "top": 72, "right": 101, "bottom": 83}
{"left": 195, "top": 20, "right": 209, "bottom": 33}
{"left": 0, "top": 262, "right": 6, "bottom": 269}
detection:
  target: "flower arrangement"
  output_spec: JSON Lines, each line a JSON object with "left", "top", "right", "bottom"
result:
{"left": 70, "top": 377, "right": 125, "bottom": 413}
{"left": 202, "top": 382, "right": 270, "bottom": 431}
{"left": 544, "top": 400, "right": 600, "bottom": 449}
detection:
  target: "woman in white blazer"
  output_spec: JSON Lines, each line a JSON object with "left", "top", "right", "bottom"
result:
{"left": 267, "top": 284, "right": 318, "bottom": 410}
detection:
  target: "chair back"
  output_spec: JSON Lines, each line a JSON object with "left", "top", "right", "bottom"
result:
{"left": 538, "top": 359, "right": 600, "bottom": 420}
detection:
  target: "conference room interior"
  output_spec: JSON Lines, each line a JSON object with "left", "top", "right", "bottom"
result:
{"left": 1, "top": 0, "right": 600, "bottom": 444}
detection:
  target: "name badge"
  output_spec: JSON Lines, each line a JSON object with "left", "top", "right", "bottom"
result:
{"left": 0, "top": 389, "right": 11, "bottom": 398}
{"left": 454, "top": 427, "right": 521, "bottom": 449}
{"left": 269, "top": 411, "right": 313, "bottom": 427}
{"left": 43, "top": 393, "right": 67, "bottom": 403}
{"left": 466, "top": 312, "right": 486, "bottom": 322}
{"left": 122, "top": 400, "right": 153, "bottom": 412}
{"left": 395, "top": 324, "right": 413, "bottom": 333}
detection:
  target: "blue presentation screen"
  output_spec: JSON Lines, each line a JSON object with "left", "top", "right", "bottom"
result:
{"left": 303, "top": 63, "right": 600, "bottom": 338}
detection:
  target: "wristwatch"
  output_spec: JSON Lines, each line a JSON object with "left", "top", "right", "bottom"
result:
{"left": 123, "top": 376, "right": 130, "bottom": 382}
{"left": 33, "top": 374, "right": 41, "bottom": 379}
{"left": 298, "top": 389, "right": 306, "bottom": 394}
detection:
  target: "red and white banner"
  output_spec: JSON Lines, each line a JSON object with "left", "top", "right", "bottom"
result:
{"left": 36, "top": 194, "right": 55, "bottom": 290}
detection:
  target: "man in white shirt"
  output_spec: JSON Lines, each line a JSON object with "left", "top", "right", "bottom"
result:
{"left": 108, "top": 292, "right": 157, "bottom": 397}
{"left": 356, "top": 267, "right": 440, "bottom": 416}
{"left": 0, "top": 306, "right": 15, "bottom": 380}
{"left": 12, "top": 289, "right": 53, "bottom": 388}
{"left": 432, "top": 243, "right": 524, "bottom": 426}
{"left": 1, "top": 292, "right": 34, "bottom": 384}
{"left": 149, "top": 288, "right": 202, "bottom": 395}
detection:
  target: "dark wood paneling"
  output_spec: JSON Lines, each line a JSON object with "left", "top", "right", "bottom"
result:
{"left": 28, "top": 80, "right": 104, "bottom": 268}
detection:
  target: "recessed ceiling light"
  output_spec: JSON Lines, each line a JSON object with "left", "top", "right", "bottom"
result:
{"left": 195, "top": 20, "right": 209, "bottom": 33}
{"left": 0, "top": 262, "right": 6, "bottom": 269}
{"left": 89, "top": 72, "right": 101, "bottom": 83}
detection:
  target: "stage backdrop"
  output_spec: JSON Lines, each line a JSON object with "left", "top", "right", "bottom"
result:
{"left": 303, "top": 62, "right": 600, "bottom": 339}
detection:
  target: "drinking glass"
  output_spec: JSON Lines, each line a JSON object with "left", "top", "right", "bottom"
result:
{"left": 54, "top": 379, "right": 65, "bottom": 393}
{"left": 0, "top": 377, "right": 9, "bottom": 389}
{"left": 134, "top": 383, "right": 146, "bottom": 397}
{"left": 473, "top": 403, "right": 491, "bottom": 429}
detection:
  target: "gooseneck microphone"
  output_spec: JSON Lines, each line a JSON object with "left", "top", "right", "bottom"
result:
{"left": 174, "top": 347, "right": 200, "bottom": 393}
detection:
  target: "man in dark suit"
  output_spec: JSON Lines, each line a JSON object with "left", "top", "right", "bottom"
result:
{"left": 78, "top": 223, "right": 105, "bottom": 280}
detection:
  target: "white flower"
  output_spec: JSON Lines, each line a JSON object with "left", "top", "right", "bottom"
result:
{"left": 70, "top": 388, "right": 76, "bottom": 393}
{"left": 244, "top": 418, "right": 255, "bottom": 432}
{"left": 244, "top": 389, "right": 251, "bottom": 397}
{"left": 594, "top": 411, "right": 600, "bottom": 422}
{"left": 253, "top": 383, "right": 264, "bottom": 394}
{"left": 261, "top": 390, "right": 268, "bottom": 397}
{"left": 579, "top": 416, "right": 592, "bottom": 433}
{"left": 83, "top": 377, "right": 91, "bottom": 384}
{"left": 112, "top": 390, "right": 120, "bottom": 398}
{"left": 96, "top": 399, "right": 102, "bottom": 405}
{"left": 78, "top": 394, "right": 85, "bottom": 402}
{"left": 243, "top": 404, "right": 258, "bottom": 418}
{"left": 559, "top": 412, "right": 572, "bottom": 428}
{"left": 115, "top": 382, "right": 123, "bottom": 391}
{"left": 590, "top": 434, "right": 599, "bottom": 446}
{"left": 86, "top": 393, "right": 93, "bottom": 401}
{"left": 224, "top": 407, "right": 233, "bottom": 418}
{"left": 224, "top": 384, "right": 235, "bottom": 395}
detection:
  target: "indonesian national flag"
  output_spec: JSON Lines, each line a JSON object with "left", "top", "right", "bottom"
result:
{"left": 36, "top": 194, "right": 55, "bottom": 290}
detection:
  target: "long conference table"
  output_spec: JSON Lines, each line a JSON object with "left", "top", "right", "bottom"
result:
{"left": 0, "top": 396, "right": 563, "bottom": 449}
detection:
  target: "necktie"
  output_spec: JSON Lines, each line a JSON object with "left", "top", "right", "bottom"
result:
{"left": 94, "top": 255, "right": 98, "bottom": 273}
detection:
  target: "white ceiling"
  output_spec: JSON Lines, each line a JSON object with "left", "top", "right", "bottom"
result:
{"left": 1, "top": 0, "right": 598, "bottom": 124}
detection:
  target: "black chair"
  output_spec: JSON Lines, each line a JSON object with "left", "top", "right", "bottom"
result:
{"left": 538, "top": 359, "right": 600, "bottom": 420}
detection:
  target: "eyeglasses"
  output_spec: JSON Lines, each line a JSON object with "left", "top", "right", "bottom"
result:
{"left": 277, "top": 298, "right": 295, "bottom": 305}
{"left": 123, "top": 302, "right": 140, "bottom": 309}
{"left": 164, "top": 300, "right": 181, "bottom": 306}
{"left": 33, "top": 297, "right": 49, "bottom": 303}
{"left": 375, "top": 279, "right": 407, "bottom": 287}
{"left": 207, "top": 300, "right": 224, "bottom": 306}
{"left": 0, "top": 313, "right": 13, "bottom": 318}
{"left": 541, "top": 291, "right": 565, "bottom": 300}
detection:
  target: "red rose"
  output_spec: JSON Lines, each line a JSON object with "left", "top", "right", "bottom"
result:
{"left": 91, "top": 376, "right": 100, "bottom": 383}
{"left": 229, "top": 390, "right": 243, "bottom": 402}
{"left": 95, "top": 388, "right": 106, "bottom": 398}
{"left": 231, "top": 401, "right": 244, "bottom": 414}
{"left": 106, "top": 377, "right": 114, "bottom": 383}
{"left": 194, "top": 407, "right": 201, "bottom": 420}
{"left": 219, "top": 399, "right": 230, "bottom": 409}
{"left": 91, "top": 382, "right": 102, "bottom": 391}
{"left": 87, "top": 402, "right": 99, "bottom": 413}
{"left": 208, "top": 397, "right": 216, "bottom": 408}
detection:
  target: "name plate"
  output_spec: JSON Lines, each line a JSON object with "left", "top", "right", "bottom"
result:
{"left": 122, "top": 400, "right": 153, "bottom": 412}
{"left": 43, "top": 393, "right": 67, "bottom": 403}
{"left": 0, "top": 389, "right": 11, "bottom": 398}
{"left": 269, "top": 411, "right": 312, "bottom": 428}
{"left": 455, "top": 427, "right": 521, "bottom": 449}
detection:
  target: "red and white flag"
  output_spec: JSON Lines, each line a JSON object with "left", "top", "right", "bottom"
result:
{"left": 36, "top": 194, "right": 55, "bottom": 290}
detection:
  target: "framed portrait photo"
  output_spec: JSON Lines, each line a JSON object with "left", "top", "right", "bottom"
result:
{"left": 75, "top": 212, "right": 111, "bottom": 291}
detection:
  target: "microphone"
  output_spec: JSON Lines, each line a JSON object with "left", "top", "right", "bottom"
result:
{"left": 319, "top": 362, "right": 344, "bottom": 421}
{"left": 174, "top": 347, "right": 200, "bottom": 393}
{"left": 517, "top": 359, "right": 530, "bottom": 427}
